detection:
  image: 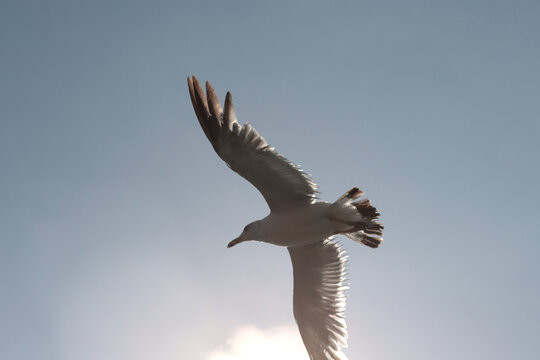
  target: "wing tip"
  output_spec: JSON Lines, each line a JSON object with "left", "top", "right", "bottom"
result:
{"left": 205, "top": 80, "right": 224, "bottom": 125}
{"left": 223, "top": 91, "right": 236, "bottom": 128}
{"left": 188, "top": 75, "right": 222, "bottom": 144}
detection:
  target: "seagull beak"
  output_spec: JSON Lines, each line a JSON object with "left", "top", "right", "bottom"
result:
{"left": 227, "top": 237, "right": 243, "bottom": 248}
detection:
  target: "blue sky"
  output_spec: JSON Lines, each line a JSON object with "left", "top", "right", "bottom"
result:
{"left": 1, "top": 1, "right": 539, "bottom": 359}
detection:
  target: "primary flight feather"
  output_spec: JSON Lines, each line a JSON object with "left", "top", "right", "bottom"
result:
{"left": 187, "top": 76, "right": 383, "bottom": 360}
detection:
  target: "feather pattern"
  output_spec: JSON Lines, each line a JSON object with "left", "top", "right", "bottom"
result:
{"left": 187, "top": 76, "right": 318, "bottom": 212}
{"left": 288, "top": 238, "right": 349, "bottom": 360}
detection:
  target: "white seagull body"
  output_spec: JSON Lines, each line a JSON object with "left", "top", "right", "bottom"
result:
{"left": 187, "top": 76, "right": 383, "bottom": 360}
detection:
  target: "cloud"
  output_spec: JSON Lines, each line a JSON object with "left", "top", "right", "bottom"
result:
{"left": 205, "top": 324, "right": 309, "bottom": 360}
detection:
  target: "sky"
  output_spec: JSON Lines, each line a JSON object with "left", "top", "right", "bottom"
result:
{"left": 1, "top": 0, "right": 539, "bottom": 359}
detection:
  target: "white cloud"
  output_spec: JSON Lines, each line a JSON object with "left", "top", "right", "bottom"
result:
{"left": 205, "top": 324, "right": 309, "bottom": 360}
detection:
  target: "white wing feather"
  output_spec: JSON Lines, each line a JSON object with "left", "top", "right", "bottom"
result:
{"left": 188, "top": 76, "right": 318, "bottom": 212}
{"left": 288, "top": 239, "right": 349, "bottom": 360}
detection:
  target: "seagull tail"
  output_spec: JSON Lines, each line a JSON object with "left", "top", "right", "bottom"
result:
{"left": 329, "top": 188, "right": 384, "bottom": 249}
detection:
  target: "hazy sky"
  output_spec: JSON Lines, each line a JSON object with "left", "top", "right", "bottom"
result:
{"left": 1, "top": 1, "right": 539, "bottom": 359}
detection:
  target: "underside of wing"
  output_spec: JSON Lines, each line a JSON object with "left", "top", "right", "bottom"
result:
{"left": 187, "top": 76, "right": 318, "bottom": 212}
{"left": 288, "top": 239, "right": 349, "bottom": 360}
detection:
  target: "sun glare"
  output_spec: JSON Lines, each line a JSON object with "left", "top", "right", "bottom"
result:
{"left": 205, "top": 325, "right": 309, "bottom": 360}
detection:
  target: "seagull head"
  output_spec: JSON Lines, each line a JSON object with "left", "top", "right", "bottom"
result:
{"left": 228, "top": 221, "right": 261, "bottom": 248}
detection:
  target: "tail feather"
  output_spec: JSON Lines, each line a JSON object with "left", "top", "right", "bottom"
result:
{"left": 364, "top": 228, "right": 383, "bottom": 236}
{"left": 347, "top": 232, "right": 383, "bottom": 249}
{"left": 352, "top": 199, "right": 380, "bottom": 218}
{"left": 335, "top": 187, "right": 364, "bottom": 204}
{"left": 331, "top": 187, "right": 384, "bottom": 249}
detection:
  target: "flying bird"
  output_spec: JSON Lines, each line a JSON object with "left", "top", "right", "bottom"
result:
{"left": 187, "top": 76, "right": 383, "bottom": 360}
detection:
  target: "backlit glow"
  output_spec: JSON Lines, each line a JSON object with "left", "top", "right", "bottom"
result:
{"left": 206, "top": 325, "right": 309, "bottom": 360}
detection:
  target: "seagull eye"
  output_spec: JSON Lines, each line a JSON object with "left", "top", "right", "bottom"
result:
{"left": 244, "top": 225, "right": 249, "bottom": 232}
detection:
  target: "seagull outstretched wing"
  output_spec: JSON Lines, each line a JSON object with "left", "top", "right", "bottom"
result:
{"left": 187, "top": 76, "right": 318, "bottom": 212}
{"left": 288, "top": 239, "right": 349, "bottom": 360}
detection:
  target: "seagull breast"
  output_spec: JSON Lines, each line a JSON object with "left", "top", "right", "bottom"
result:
{"left": 258, "top": 202, "right": 336, "bottom": 247}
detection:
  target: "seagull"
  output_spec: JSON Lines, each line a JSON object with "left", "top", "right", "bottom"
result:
{"left": 187, "top": 76, "right": 383, "bottom": 360}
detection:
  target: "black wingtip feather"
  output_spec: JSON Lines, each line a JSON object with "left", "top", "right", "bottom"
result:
{"left": 187, "top": 77, "right": 213, "bottom": 143}
{"left": 205, "top": 81, "right": 223, "bottom": 127}
{"left": 191, "top": 77, "right": 221, "bottom": 143}
{"left": 223, "top": 91, "right": 235, "bottom": 128}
